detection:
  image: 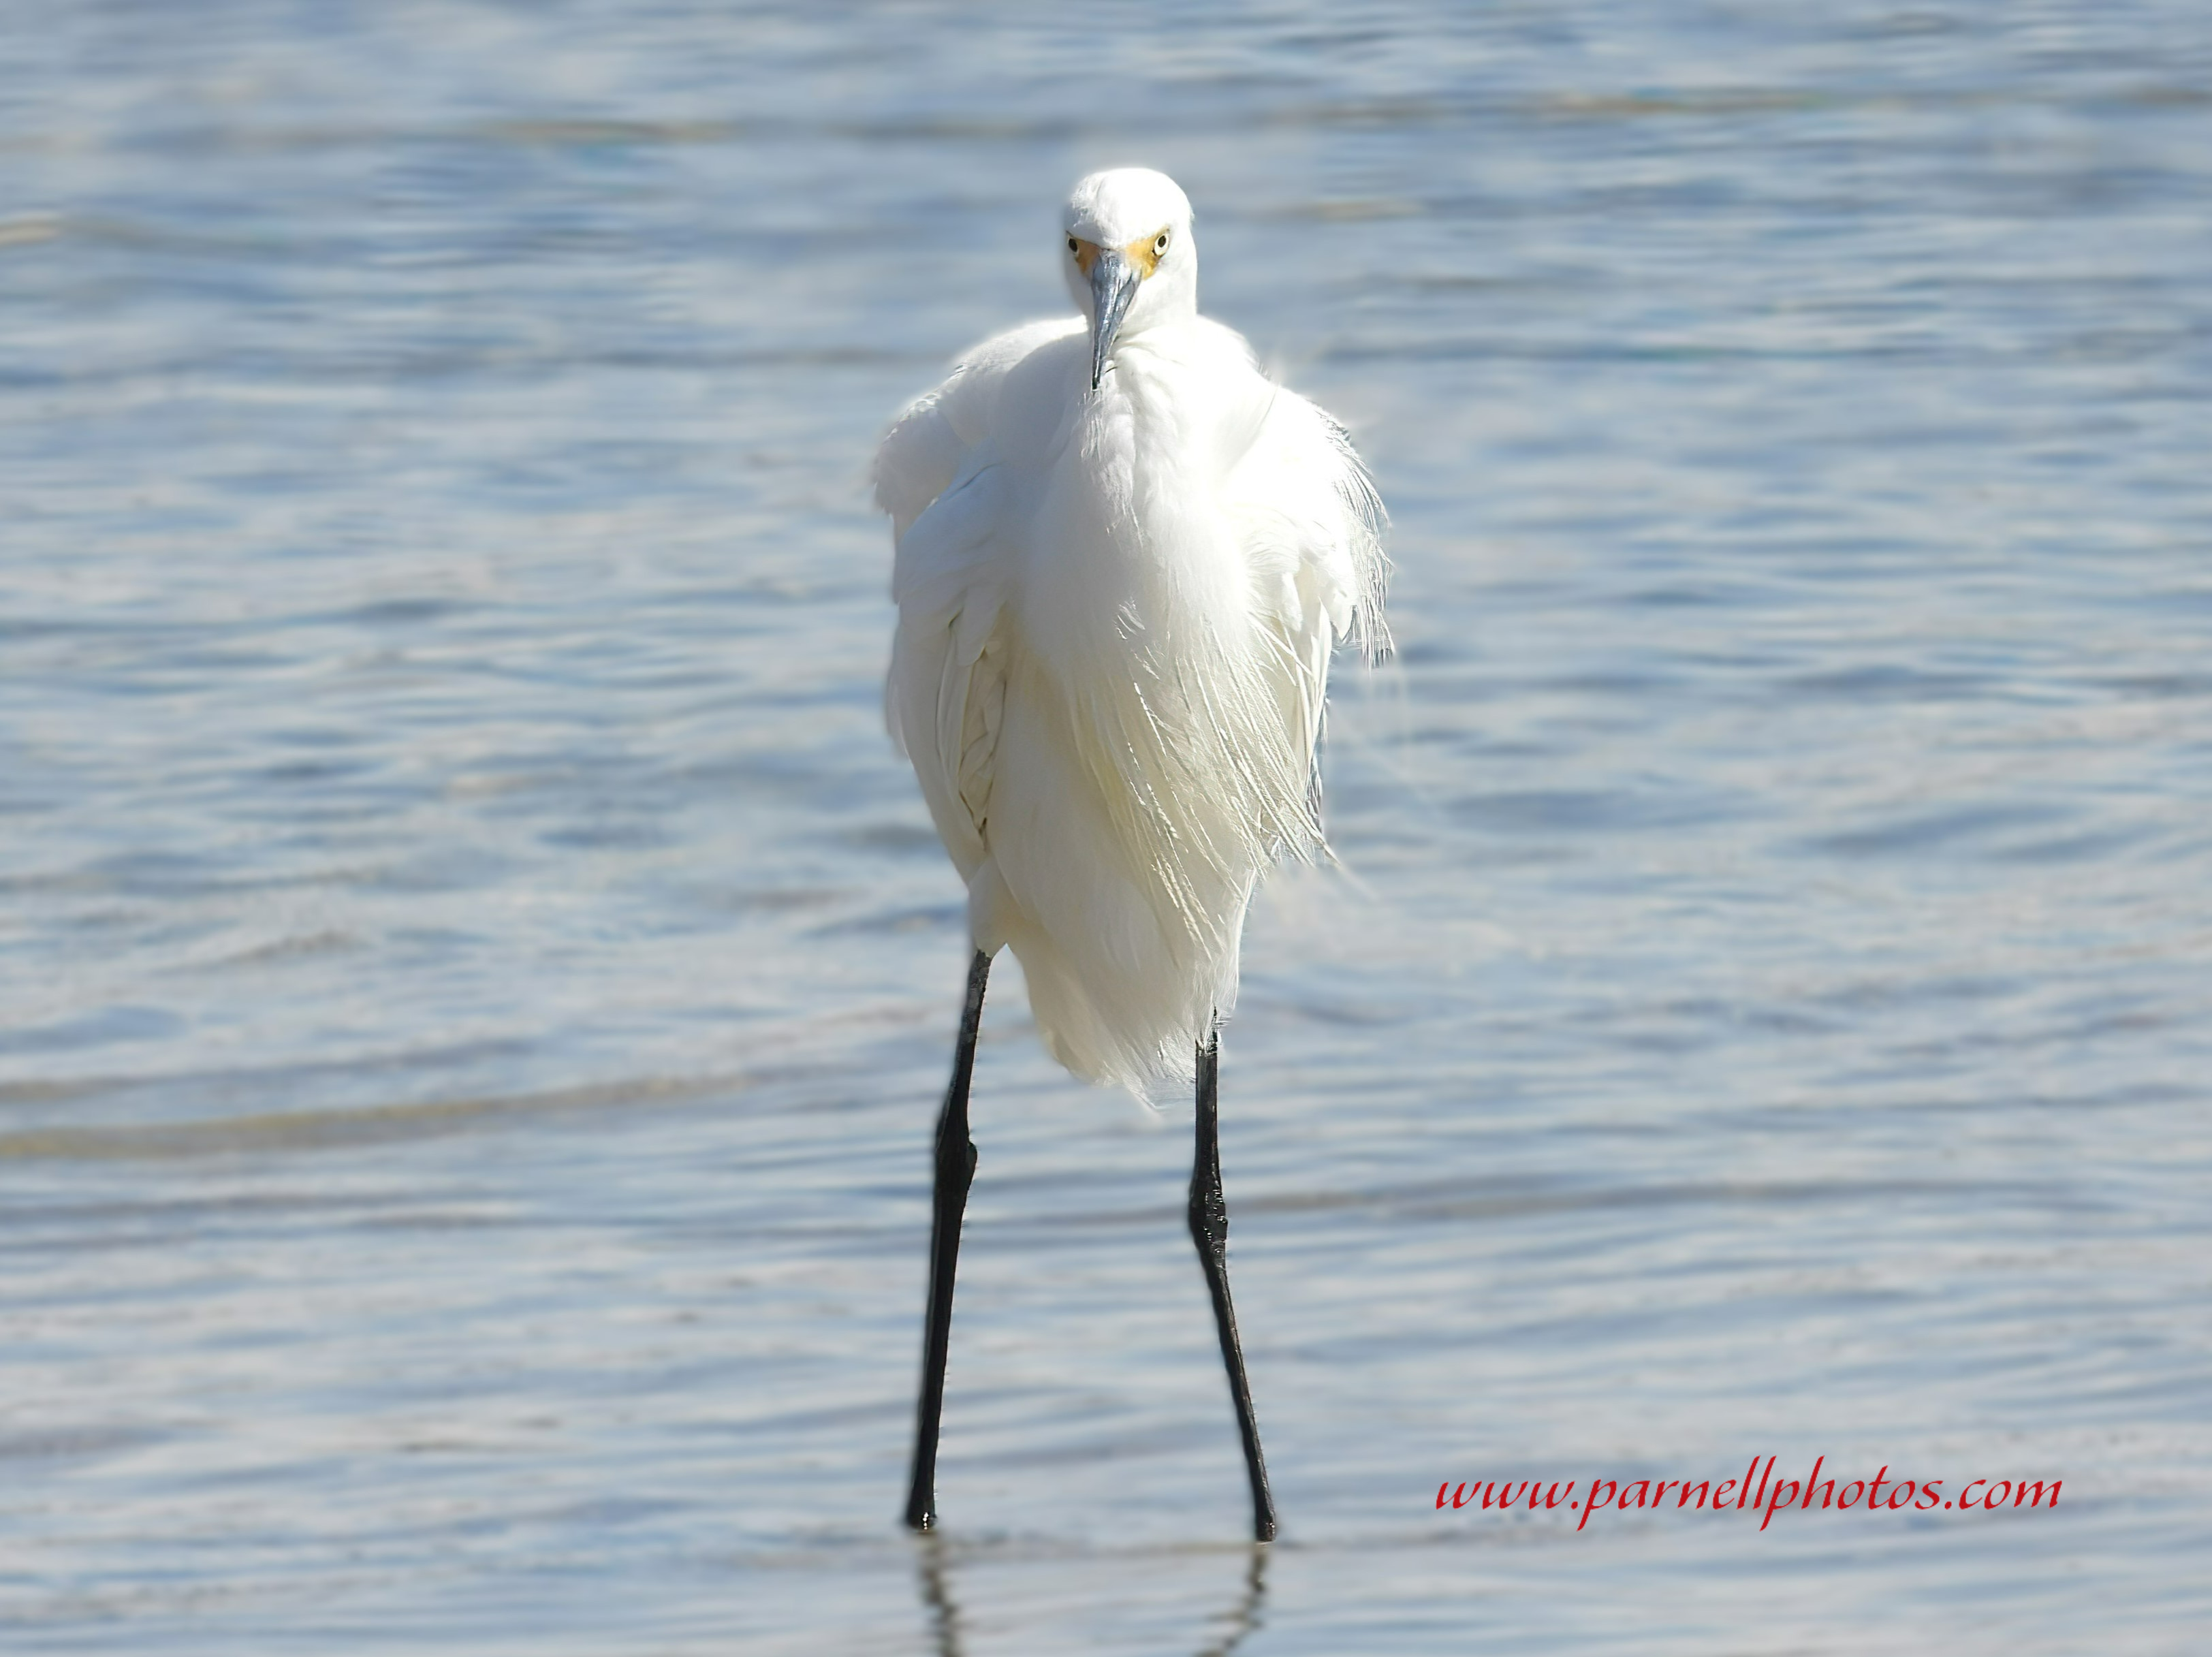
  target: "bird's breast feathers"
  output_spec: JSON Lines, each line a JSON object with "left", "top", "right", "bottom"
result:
{"left": 877, "top": 311, "right": 1385, "bottom": 1086}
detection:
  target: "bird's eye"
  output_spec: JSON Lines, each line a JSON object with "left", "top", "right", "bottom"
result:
{"left": 1154, "top": 232, "right": 1170, "bottom": 254}
{"left": 1068, "top": 236, "right": 1079, "bottom": 253}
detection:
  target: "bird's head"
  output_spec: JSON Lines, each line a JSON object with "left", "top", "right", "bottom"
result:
{"left": 1061, "top": 168, "right": 1196, "bottom": 391}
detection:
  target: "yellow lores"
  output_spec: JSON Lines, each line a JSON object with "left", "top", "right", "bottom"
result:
{"left": 1068, "top": 226, "right": 1172, "bottom": 280}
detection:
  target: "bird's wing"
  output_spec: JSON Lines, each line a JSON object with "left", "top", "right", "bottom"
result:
{"left": 878, "top": 322, "right": 1076, "bottom": 876}
{"left": 887, "top": 455, "right": 1011, "bottom": 877}
{"left": 872, "top": 318, "right": 1079, "bottom": 539}
{"left": 1222, "top": 383, "right": 1391, "bottom": 847}
{"left": 1226, "top": 383, "right": 1390, "bottom": 663}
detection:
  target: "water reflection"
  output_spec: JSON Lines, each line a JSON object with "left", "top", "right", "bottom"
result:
{"left": 914, "top": 1536, "right": 964, "bottom": 1657}
{"left": 1195, "top": 1545, "right": 1269, "bottom": 1657}
{"left": 912, "top": 1538, "right": 1270, "bottom": 1657}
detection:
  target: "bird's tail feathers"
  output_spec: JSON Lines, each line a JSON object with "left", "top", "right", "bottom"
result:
{"left": 1003, "top": 917, "right": 1239, "bottom": 1096}
{"left": 973, "top": 851, "right": 1243, "bottom": 1096}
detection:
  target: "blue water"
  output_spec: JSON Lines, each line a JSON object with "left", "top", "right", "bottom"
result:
{"left": 4, "top": 3, "right": 2209, "bottom": 1652}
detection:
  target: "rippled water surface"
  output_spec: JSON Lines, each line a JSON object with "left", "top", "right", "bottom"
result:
{"left": 5, "top": 3, "right": 2211, "bottom": 1652}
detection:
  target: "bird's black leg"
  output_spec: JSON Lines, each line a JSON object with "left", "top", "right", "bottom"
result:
{"left": 906, "top": 948, "right": 991, "bottom": 1532}
{"left": 1190, "top": 1020, "right": 1278, "bottom": 1542}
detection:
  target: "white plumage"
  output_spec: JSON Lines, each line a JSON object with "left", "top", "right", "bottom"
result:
{"left": 874, "top": 168, "right": 1387, "bottom": 1092}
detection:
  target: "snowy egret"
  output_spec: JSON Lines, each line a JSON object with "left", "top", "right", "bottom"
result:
{"left": 874, "top": 167, "right": 1387, "bottom": 1542}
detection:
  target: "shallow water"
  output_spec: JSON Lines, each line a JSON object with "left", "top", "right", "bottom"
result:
{"left": 4, "top": 3, "right": 2210, "bottom": 1651}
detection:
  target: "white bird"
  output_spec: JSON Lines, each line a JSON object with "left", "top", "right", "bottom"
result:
{"left": 874, "top": 167, "right": 1387, "bottom": 1542}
